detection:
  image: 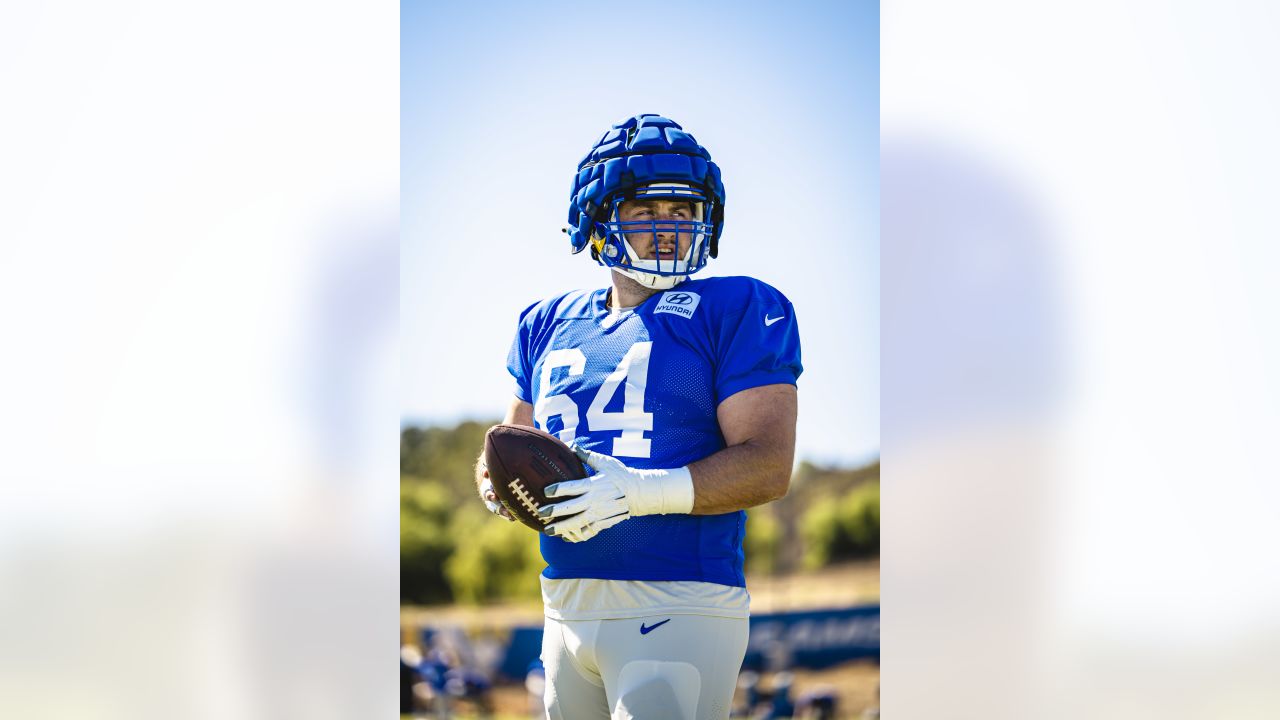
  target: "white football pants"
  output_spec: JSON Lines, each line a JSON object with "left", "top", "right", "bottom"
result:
{"left": 541, "top": 613, "right": 749, "bottom": 720}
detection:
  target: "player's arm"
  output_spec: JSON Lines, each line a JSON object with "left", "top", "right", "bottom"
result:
{"left": 687, "top": 382, "right": 797, "bottom": 515}
{"left": 504, "top": 397, "right": 535, "bottom": 427}
{"left": 476, "top": 397, "right": 535, "bottom": 521}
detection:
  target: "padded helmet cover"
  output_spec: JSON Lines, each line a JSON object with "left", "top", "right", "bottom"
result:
{"left": 566, "top": 114, "right": 725, "bottom": 261}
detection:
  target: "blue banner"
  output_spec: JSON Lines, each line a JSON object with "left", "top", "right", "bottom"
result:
{"left": 496, "top": 626, "right": 545, "bottom": 680}
{"left": 742, "top": 605, "right": 880, "bottom": 670}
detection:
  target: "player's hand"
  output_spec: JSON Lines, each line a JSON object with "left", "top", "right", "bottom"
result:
{"left": 539, "top": 445, "right": 694, "bottom": 543}
{"left": 477, "top": 462, "right": 514, "bottom": 522}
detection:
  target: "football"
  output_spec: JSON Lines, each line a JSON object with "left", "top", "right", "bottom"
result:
{"left": 484, "top": 424, "right": 588, "bottom": 532}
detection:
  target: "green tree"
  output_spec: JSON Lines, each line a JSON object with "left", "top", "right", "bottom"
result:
{"left": 444, "top": 510, "right": 544, "bottom": 603}
{"left": 744, "top": 506, "right": 781, "bottom": 575}
{"left": 799, "top": 481, "right": 880, "bottom": 569}
{"left": 838, "top": 481, "right": 880, "bottom": 553}
{"left": 400, "top": 482, "right": 457, "bottom": 603}
{"left": 401, "top": 420, "right": 493, "bottom": 502}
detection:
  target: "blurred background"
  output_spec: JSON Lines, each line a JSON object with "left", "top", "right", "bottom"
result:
{"left": 401, "top": 2, "right": 880, "bottom": 717}
{"left": 883, "top": 1, "right": 1280, "bottom": 718}
{"left": 0, "top": 2, "right": 399, "bottom": 718}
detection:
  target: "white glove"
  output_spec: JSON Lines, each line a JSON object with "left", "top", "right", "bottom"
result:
{"left": 478, "top": 461, "right": 513, "bottom": 522}
{"left": 540, "top": 445, "right": 695, "bottom": 543}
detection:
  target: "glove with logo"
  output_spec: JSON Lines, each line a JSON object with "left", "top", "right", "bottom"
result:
{"left": 539, "top": 444, "right": 695, "bottom": 543}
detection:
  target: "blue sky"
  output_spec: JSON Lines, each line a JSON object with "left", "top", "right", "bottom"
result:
{"left": 402, "top": 0, "right": 879, "bottom": 466}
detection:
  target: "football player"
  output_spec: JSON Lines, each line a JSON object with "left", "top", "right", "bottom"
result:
{"left": 476, "top": 113, "right": 802, "bottom": 720}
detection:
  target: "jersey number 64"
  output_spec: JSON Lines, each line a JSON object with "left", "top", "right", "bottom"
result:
{"left": 533, "top": 341, "right": 653, "bottom": 458}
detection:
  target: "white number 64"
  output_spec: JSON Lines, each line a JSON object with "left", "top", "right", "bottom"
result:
{"left": 533, "top": 341, "right": 654, "bottom": 458}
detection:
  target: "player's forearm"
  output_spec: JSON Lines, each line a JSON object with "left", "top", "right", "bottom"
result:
{"left": 687, "top": 438, "right": 793, "bottom": 515}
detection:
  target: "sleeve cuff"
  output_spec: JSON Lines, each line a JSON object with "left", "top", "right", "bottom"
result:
{"left": 716, "top": 370, "right": 798, "bottom": 405}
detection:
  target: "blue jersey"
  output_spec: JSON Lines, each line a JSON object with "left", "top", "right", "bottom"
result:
{"left": 506, "top": 275, "right": 802, "bottom": 587}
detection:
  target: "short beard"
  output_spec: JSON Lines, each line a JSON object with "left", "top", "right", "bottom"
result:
{"left": 609, "top": 270, "right": 663, "bottom": 308}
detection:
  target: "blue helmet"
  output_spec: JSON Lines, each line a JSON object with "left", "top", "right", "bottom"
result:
{"left": 567, "top": 114, "right": 725, "bottom": 289}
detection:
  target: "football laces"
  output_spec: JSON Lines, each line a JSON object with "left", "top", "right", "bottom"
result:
{"left": 508, "top": 478, "right": 547, "bottom": 523}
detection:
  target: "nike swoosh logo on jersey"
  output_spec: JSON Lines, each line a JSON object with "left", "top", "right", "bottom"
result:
{"left": 764, "top": 314, "right": 785, "bottom": 326}
{"left": 639, "top": 619, "right": 671, "bottom": 635}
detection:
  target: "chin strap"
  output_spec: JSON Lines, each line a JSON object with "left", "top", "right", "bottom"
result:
{"left": 616, "top": 266, "right": 686, "bottom": 290}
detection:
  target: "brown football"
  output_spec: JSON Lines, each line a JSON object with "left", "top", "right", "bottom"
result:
{"left": 484, "top": 423, "right": 588, "bottom": 532}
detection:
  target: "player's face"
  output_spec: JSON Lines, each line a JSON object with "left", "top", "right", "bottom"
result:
{"left": 617, "top": 199, "right": 696, "bottom": 262}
